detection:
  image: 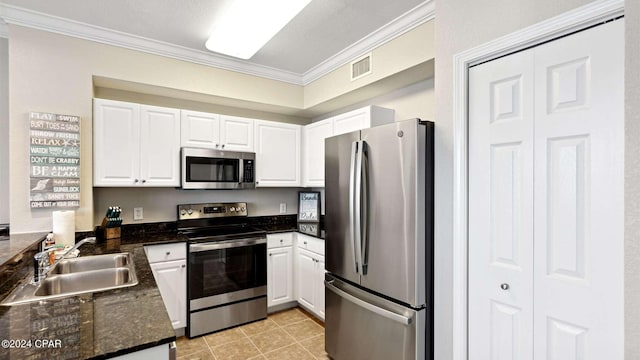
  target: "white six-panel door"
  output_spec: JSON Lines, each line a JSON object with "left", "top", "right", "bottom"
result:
{"left": 469, "top": 48, "right": 535, "bottom": 360}
{"left": 469, "top": 19, "right": 623, "bottom": 359}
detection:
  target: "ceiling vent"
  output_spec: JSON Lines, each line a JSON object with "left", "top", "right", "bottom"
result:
{"left": 351, "top": 53, "right": 372, "bottom": 81}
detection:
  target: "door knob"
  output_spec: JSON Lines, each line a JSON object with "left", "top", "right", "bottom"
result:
{"left": 500, "top": 283, "right": 510, "bottom": 290}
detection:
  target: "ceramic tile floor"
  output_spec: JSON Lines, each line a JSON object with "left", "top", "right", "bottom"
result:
{"left": 176, "top": 307, "right": 329, "bottom": 360}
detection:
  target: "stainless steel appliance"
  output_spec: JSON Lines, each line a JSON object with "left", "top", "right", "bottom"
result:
{"left": 178, "top": 202, "right": 267, "bottom": 338}
{"left": 324, "top": 119, "right": 434, "bottom": 360}
{"left": 181, "top": 147, "right": 255, "bottom": 189}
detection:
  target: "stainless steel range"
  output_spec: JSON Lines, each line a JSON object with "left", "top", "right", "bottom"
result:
{"left": 178, "top": 202, "right": 267, "bottom": 338}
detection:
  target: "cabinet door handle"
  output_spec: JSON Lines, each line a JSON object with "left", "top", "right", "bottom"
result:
{"left": 269, "top": 253, "right": 272, "bottom": 256}
{"left": 304, "top": 241, "right": 307, "bottom": 245}
{"left": 181, "top": 264, "right": 186, "bottom": 268}
{"left": 142, "top": 179, "right": 146, "bottom": 184}
{"left": 215, "top": 144, "right": 219, "bottom": 148}
{"left": 134, "top": 179, "right": 139, "bottom": 183}
{"left": 500, "top": 283, "right": 510, "bottom": 290}
{"left": 221, "top": 144, "right": 225, "bottom": 148}
{"left": 280, "top": 239, "right": 284, "bottom": 243}
{"left": 166, "top": 252, "right": 171, "bottom": 256}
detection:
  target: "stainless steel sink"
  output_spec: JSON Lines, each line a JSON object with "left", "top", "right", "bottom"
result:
{"left": 47, "top": 253, "right": 131, "bottom": 274}
{"left": 35, "top": 268, "right": 134, "bottom": 296}
{"left": 0, "top": 253, "right": 138, "bottom": 306}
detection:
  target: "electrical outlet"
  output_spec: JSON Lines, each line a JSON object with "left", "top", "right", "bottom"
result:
{"left": 133, "top": 207, "right": 144, "bottom": 221}
{"left": 279, "top": 203, "right": 286, "bottom": 214}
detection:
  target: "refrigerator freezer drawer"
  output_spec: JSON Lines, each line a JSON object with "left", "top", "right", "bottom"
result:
{"left": 325, "top": 275, "right": 426, "bottom": 360}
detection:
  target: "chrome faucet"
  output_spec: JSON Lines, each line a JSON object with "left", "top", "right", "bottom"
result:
{"left": 33, "top": 237, "right": 97, "bottom": 284}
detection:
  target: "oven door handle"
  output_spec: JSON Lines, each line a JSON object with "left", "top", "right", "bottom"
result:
{"left": 189, "top": 237, "right": 267, "bottom": 252}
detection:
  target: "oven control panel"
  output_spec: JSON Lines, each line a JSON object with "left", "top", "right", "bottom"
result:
{"left": 178, "top": 202, "right": 248, "bottom": 220}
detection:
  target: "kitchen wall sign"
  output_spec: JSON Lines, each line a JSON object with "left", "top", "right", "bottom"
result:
{"left": 29, "top": 111, "right": 81, "bottom": 208}
{"left": 298, "top": 191, "right": 320, "bottom": 222}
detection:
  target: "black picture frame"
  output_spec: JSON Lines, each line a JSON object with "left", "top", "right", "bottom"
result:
{"left": 298, "top": 191, "right": 320, "bottom": 222}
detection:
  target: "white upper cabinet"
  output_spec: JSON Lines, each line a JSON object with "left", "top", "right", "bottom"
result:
{"left": 93, "top": 99, "right": 140, "bottom": 186}
{"left": 180, "top": 110, "right": 220, "bottom": 149}
{"left": 302, "top": 105, "right": 394, "bottom": 187}
{"left": 331, "top": 105, "right": 394, "bottom": 136}
{"left": 94, "top": 99, "right": 180, "bottom": 187}
{"left": 220, "top": 115, "right": 254, "bottom": 152}
{"left": 181, "top": 111, "right": 254, "bottom": 152}
{"left": 302, "top": 120, "right": 333, "bottom": 187}
{"left": 254, "top": 120, "right": 301, "bottom": 187}
{"left": 140, "top": 105, "right": 181, "bottom": 186}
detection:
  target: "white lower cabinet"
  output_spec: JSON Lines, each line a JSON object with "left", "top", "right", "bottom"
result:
{"left": 112, "top": 343, "right": 172, "bottom": 360}
{"left": 145, "top": 243, "right": 187, "bottom": 330}
{"left": 266, "top": 232, "right": 325, "bottom": 320}
{"left": 267, "top": 233, "right": 294, "bottom": 308}
{"left": 295, "top": 234, "right": 325, "bottom": 320}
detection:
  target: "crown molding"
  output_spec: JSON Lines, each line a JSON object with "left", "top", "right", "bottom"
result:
{"left": 0, "top": 1, "right": 435, "bottom": 86}
{"left": 302, "top": 0, "right": 435, "bottom": 85}
{"left": 0, "top": 3, "right": 304, "bottom": 84}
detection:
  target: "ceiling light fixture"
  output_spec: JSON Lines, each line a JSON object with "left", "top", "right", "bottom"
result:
{"left": 205, "top": 0, "right": 312, "bottom": 60}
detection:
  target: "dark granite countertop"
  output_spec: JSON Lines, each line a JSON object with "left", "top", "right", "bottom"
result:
{"left": 0, "top": 232, "right": 49, "bottom": 265}
{"left": 0, "top": 232, "right": 186, "bottom": 360}
{"left": 0, "top": 215, "right": 322, "bottom": 359}
{"left": 256, "top": 223, "right": 325, "bottom": 240}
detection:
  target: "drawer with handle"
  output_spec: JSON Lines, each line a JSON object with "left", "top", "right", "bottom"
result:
{"left": 267, "top": 232, "right": 294, "bottom": 248}
{"left": 145, "top": 242, "right": 187, "bottom": 263}
{"left": 296, "top": 233, "right": 324, "bottom": 255}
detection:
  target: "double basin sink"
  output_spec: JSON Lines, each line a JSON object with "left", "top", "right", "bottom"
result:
{"left": 1, "top": 253, "right": 138, "bottom": 306}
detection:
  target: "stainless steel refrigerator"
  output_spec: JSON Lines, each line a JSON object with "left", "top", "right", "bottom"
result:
{"left": 324, "top": 119, "right": 434, "bottom": 360}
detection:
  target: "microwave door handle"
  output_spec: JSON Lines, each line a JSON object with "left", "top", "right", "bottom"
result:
{"left": 239, "top": 158, "right": 244, "bottom": 185}
{"left": 349, "top": 141, "right": 359, "bottom": 274}
{"left": 354, "top": 140, "right": 364, "bottom": 276}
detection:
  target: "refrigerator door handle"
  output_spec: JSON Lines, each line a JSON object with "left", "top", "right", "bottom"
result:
{"left": 361, "top": 140, "right": 369, "bottom": 275}
{"left": 349, "top": 141, "right": 359, "bottom": 274}
{"left": 354, "top": 140, "right": 364, "bottom": 276}
{"left": 325, "top": 279, "right": 412, "bottom": 325}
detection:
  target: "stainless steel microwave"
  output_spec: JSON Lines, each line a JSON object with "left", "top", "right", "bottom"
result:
{"left": 181, "top": 147, "right": 255, "bottom": 189}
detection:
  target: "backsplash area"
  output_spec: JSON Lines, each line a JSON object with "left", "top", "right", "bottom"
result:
{"left": 93, "top": 187, "right": 303, "bottom": 226}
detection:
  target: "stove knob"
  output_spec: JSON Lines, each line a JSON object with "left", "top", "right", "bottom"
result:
{"left": 240, "top": 207, "right": 246, "bottom": 212}
{"left": 229, "top": 207, "right": 236, "bottom": 212}
{"left": 187, "top": 208, "right": 193, "bottom": 215}
{"left": 180, "top": 209, "right": 186, "bottom": 216}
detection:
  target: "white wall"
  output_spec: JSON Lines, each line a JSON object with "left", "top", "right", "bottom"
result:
{"left": 0, "top": 37, "right": 8, "bottom": 224}
{"left": 7, "top": 25, "right": 304, "bottom": 233}
{"left": 93, "top": 187, "right": 301, "bottom": 225}
{"left": 312, "top": 78, "right": 435, "bottom": 123}
{"left": 435, "top": 0, "right": 640, "bottom": 358}
{"left": 625, "top": 0, "right": 640, "bottom": 357}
